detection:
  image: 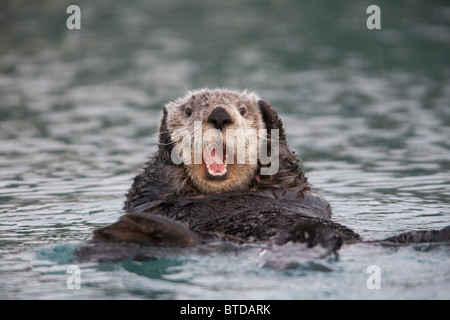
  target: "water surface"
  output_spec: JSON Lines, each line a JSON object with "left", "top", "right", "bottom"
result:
{"left": 0, "top": 0, "right": 449, "bottom": 299}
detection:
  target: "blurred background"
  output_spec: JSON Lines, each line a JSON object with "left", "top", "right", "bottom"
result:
{"left": 0, "top": 0, "right": 449, "bottom": 299}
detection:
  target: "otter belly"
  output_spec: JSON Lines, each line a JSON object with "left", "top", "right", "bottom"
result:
{"left": 75, "top": 189, "right": 360, "bottom": 262}
{"left": 130, "top": 190, "right": 335, "bottom": 241}
{"left": 75, "top": 189, "right": 449, "bottom": 263}
{"left": 88, "top": 189, "right": 361, "bottom": 249}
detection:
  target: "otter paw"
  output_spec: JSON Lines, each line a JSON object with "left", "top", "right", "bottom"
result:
{"left": 93, "top": 211, "right": 199, "bottom": 247}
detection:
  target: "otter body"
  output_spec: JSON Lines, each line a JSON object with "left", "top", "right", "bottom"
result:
{"left": 111, "top": 189, "right": 357, "bottom": 242}
{"left": 76, "top": 89, "right": 449, "bottom": 263}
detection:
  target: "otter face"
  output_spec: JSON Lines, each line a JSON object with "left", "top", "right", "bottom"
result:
{"left": 163, "top": 89, "right": 265, "bottom": 193}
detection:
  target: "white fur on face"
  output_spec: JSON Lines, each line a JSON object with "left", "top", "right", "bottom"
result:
{"left": 166, "top": 89, "right": 265, "bottom": 193}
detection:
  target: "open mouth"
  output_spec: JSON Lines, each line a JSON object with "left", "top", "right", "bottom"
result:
{"left": 203, "top": 146, "right": 230, "bottom": 180}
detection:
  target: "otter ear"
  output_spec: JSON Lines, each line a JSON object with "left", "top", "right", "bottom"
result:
{"left": 256, "top": 100, "right": 309, "bottom": 190}
{"left": 258, "top": 100, "right": 288, "bottom": 144}
{"left": 158, "top": 107, "right": 173, "bottom": 159}
{"left": 258, "top": 100, "right": 279, "bottom": 130}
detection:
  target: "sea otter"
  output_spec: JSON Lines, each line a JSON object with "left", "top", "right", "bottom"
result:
{"left": 76, "top": 89, "right": 449, "bottom": 263}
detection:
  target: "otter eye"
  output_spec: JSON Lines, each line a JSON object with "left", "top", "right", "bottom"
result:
{"left": 185, "top": 107, "right": 193, "bottom": 117}
{"left": 239, "top": 107, "right": 246, "bottom": 116}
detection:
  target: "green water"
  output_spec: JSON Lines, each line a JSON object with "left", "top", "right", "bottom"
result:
{"left": 0, "top": 0, "right": 449, "bottom": 299}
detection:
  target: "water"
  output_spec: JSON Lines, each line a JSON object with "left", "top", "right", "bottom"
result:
{"left": 0, "top": 0, "right": 449, "bottom": 299}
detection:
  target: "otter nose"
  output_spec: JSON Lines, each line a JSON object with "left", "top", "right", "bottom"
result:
{"left": 207, "top": 107, "right": 232, "bottom": 130}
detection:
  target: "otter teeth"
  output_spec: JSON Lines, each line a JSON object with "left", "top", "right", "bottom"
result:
{"left": 206, "top": 161, "right": 228, "bottom": 176}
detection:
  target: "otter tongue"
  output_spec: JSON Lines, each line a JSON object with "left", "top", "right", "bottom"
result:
{"left": 204, "top": 148, "right": 226, "bottom": 173}
{"left": 209, "top": 162, "right": 225, "bottom": 173}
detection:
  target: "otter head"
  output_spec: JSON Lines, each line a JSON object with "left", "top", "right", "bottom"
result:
{"left": 157, "top": 88, "right": 308, "bottom": 195}
{"left": 158, "top": 89, "right": 269, "bottom": 193}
